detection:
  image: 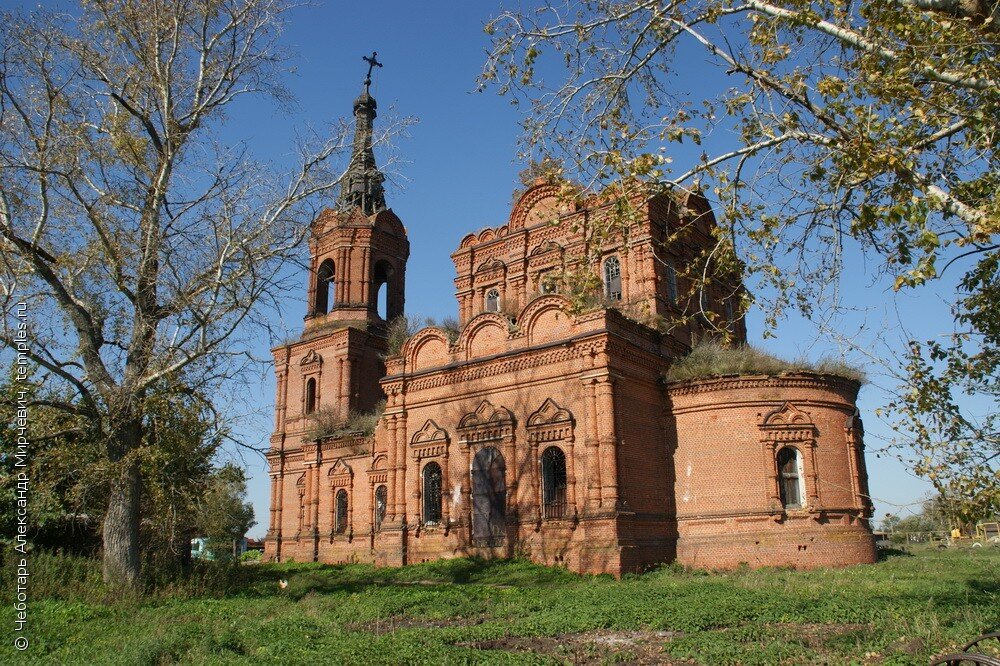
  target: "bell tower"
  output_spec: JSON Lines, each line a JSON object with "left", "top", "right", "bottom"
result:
{"left": 265, "top": 57, "right": 408, "bottom": 564}
{"left": 304, "top": 54, "right": 408, "bottom": 329}
{"left": 299, "top": 54, "right": 408, "bottom": 411}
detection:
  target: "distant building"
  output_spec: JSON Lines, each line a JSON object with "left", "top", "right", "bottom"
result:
{"left": 263, "top": 82, "right": 876, "bottom": 576}
{"left": 191, "top": 537, "right": 247, "bottom": 561}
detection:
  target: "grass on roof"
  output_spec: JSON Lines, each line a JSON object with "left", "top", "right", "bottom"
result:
{"left": 666, "top": 340, "right": 867, "bottom": 384}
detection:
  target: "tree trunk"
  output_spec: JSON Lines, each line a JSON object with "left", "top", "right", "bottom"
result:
{"left": 102, "top": 421, "right": 142, "bottom": 589}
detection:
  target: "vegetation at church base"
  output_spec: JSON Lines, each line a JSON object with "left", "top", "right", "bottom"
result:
{"left": 666, "top": 340, "right": 868, "bottom": 385}
{"left": 3, "top": 546, "right": 996, "bottom": 664}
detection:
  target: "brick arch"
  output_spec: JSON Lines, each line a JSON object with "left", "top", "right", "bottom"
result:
{"left": 529, "top": 239, "right": 564, "bottom": 257}
{"left": 509, "top": 182, "right": 570, "bottom": 231}
{"left": 367, "top": 454, "right": 389, "bottom": 489}
{"left": 458, "top": 313, "right": 510, "bottom": 360}
{"left": 527, "top": 241, "right": 565, "bottom": 286}
{"left": 526, "top": 398, "right": 577, "bottom": 522}
{"left": 475, "top": 257, "right": 507, "bottom": 273}
{"left": 404, "top": 327, "right": 452, "bottom": 370}
{"left": 459, "top": 233, "right": 478, "bottom": 249}
{"left": 328, "top": 459, "right": 354, "bottom": 501}
{"left": 371, "top": 209, "right": 406, "bottom": 238}
{"left": 371, "top": 257, "right": 402, "bottom": 320}
{"left": 518, "top": 294, "right": 573, "bottom": 346}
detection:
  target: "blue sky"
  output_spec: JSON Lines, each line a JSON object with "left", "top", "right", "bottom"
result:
{"left": 4, "top": 1, "right": 941, "bottom": 536}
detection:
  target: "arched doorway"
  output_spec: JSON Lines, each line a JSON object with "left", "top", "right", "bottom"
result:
{"left": 471, "top": 446, "right": 506, "bottom": 544}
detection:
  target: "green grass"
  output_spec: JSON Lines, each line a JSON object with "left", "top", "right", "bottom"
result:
{"left": 2, "top": 547, "right": 998, "bottom": 664}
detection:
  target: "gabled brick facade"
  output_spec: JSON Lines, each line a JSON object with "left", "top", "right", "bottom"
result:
{"left": 263, "top": 91, "right": 875, "bottom": 575}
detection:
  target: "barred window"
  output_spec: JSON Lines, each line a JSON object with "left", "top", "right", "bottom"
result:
{"left": 603, "top": 257, "right": 622, "bottom": 301}
{"left": 374, "top": 484, "right": 388, "bottom": 531}
{"left": 335, "top": 489, "right": 349, "bottom": 534}
{"left": 541, "top": 446, "right": 568, "bottom": 519}
{"left": 422, "top": 462, "right": 443, "bottom": 524}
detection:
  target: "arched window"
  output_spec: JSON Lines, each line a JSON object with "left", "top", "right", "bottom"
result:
{"left": 335, "top": 489, "right": 349, "bottom": 534}
{"left": 603, "top": 256, "right": 622, "bottom": 301}
{"left": 540, "top": 272, "right": 559, "bottom": 295}
{"left": 777, "top": 447, "right": 804, "bottom": 509}
{"left": 304, "top": 378, "right": 317, "bottom": 414}
{"left": 422, "top": 462, "right": 443, "bottom": 524}
{"left": 372, "top": 260, "right": 398, "bottom": 320}
{"left": 315, "top": 259, "right": 335, "bottom": 314}
{"left": 665, "top": 260, "right": 678, "bottom": 303}
{"left": 485, "top": 288, "right": 500, "bottom": 313}
{"left": 374, "top": 484, "right": 388, "bottom": 531}
{"left": 296, "top": 475, "right": 306, "bottom": 531}
{"left": 541, "top": 446, "right": 568, "bottom": 519}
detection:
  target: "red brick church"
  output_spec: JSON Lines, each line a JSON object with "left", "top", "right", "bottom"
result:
{"left": 263, "top": 82, "right": 876, "bottom": 575}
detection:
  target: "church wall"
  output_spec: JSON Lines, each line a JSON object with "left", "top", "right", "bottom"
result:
{"left": 667, "top": 375, "right": 876, "bottom": 570}
{"left": 395, "top": 346, "right": 595, "bottom": 567}
{"left": 599, "top": 333, "right": 679, "bottom": 572}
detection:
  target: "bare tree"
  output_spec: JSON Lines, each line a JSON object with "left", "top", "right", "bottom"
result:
{"left": 481, "top": 0, "right": 998, "bottom": 518}
{"left": 0, "top": 0, "right": 405, "bottom": 587}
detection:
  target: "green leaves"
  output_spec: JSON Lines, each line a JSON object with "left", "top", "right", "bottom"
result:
{"left": 482, "top": 0, "right": 999, "bottom": 517}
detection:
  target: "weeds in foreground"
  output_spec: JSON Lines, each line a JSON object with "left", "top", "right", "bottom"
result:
{"left": 2, "top": 546, "right": 997, "bottom": 664}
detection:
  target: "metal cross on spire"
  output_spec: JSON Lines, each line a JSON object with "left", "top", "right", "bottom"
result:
{"left": 362, "top": 51, "right": 382, "bottom": 91}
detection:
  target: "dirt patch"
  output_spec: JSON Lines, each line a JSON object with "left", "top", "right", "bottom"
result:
{"left": 349, "top": 615, "right": 485, "bottom": 634}
{"left": 463, "top": 630, "right": 688, "bottom": 665}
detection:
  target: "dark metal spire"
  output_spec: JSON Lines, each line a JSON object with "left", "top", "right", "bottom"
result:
{"left": 340, "top": 52, "right": 386, "bottom": 215}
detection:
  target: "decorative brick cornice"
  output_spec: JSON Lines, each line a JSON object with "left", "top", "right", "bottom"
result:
{"left": 412, "top": 443, "right": 447, "bottom": 460}
{"left": 401, "top": 342, "right": 586, "bottom": 393}
{"left": 666, "top": 373, "right": 861, "bottom": 398}
{"left": 318, "top": 433, "right": 373, "bottom": 454}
